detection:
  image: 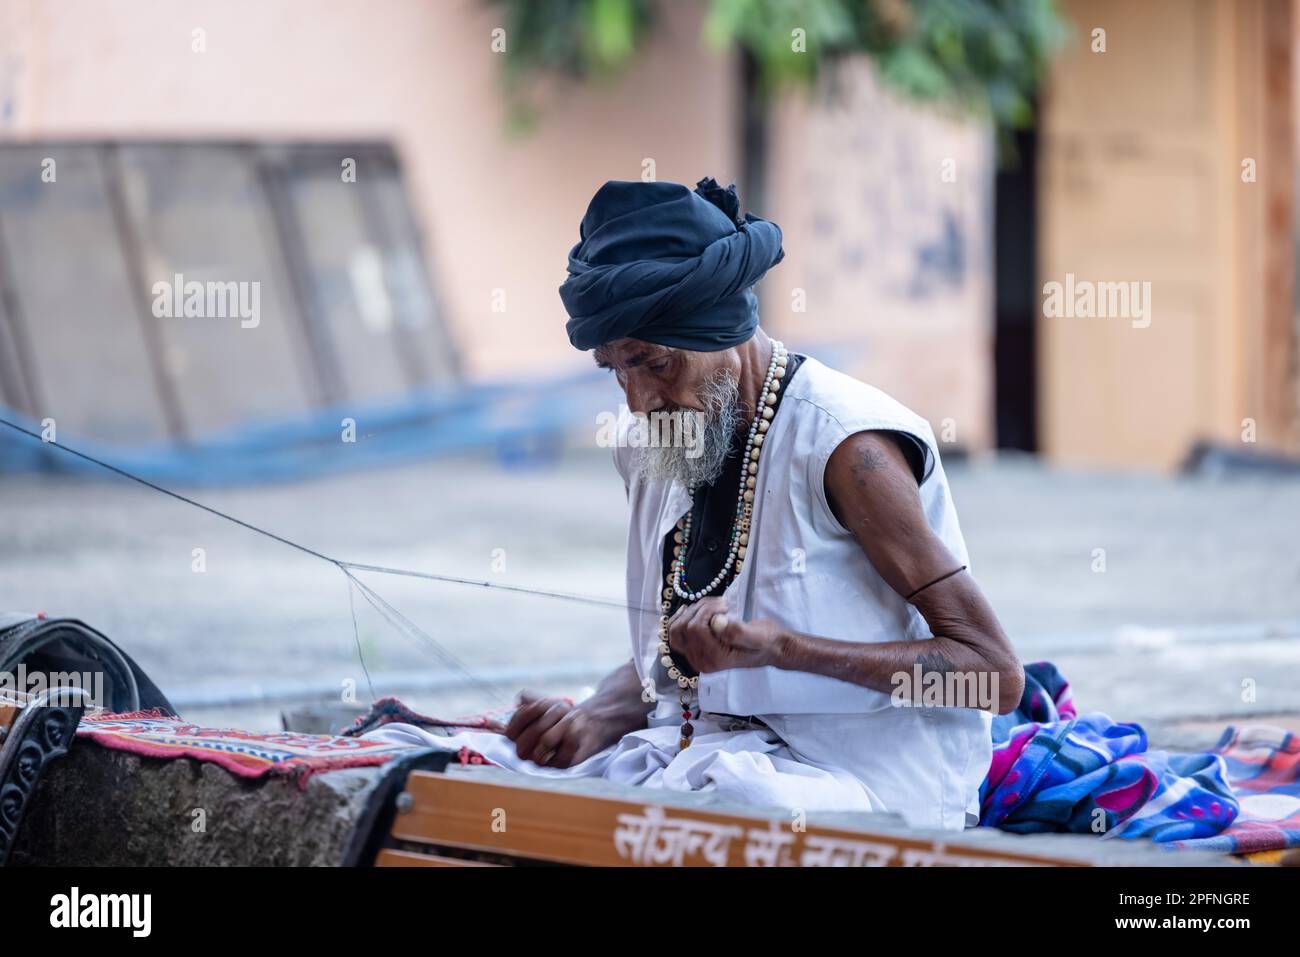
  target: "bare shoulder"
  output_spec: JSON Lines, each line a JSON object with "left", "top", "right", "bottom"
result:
{"left": 825, "top": 430, "right": 920, "bottom": 506}
{"left": 824, "top": 431, "right": 949, "bottom": 592}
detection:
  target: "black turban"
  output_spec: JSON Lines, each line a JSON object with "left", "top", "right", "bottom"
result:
{"left": 559, "top": 176, "right": 785, "bottom": 352}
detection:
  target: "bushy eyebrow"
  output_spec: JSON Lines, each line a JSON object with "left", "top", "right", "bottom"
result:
{"left": 594, "top": 349, "right": 661, "bottom": 371}
{"left": 624, "top": 350, "right": 654, "bottom": 368}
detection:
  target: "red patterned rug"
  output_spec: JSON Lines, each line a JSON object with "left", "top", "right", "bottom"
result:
{"left": 75, "top": 697, "right": 502, "bottom": 788}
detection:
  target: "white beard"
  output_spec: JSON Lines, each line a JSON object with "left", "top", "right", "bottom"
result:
{"left": 632, "top": 370, "right": 741, "bottom": 488}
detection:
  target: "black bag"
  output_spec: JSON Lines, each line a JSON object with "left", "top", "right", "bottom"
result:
{"left": 0, "top": 613, "right": 174, "bottom": 865}
{"left": 0, "top": 613, "right": 174, "bottom": 715}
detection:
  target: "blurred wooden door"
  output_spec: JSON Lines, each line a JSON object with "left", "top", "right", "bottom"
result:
{"left": 1038, "top": 0, "right": 1297, "bottom": 468}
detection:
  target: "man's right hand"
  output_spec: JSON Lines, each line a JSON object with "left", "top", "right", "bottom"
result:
{"left": 504, "top": 690, "right": 621, "bottom": 769}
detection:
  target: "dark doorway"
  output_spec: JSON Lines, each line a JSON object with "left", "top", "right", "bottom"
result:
{"left": 993, "top": 122, "right": 1039, "bottom": 452}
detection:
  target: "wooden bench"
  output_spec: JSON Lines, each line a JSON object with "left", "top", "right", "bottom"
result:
{"left": 361, "top": 766, "right": 1081, "bottom": 867}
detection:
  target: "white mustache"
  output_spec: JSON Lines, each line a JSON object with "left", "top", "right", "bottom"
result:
{"left": 633, "top": 370, "right": 740, "bottom": 487}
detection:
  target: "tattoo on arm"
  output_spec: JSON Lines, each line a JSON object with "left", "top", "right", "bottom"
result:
{"left": 915, "top": 648, "right": 955, "bottom": 676}
{"left": 851, "top": 442, "right": 890, "bottom": 480}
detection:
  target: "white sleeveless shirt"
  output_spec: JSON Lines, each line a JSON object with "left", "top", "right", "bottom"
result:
{"left": 614, "top": 355, "right": 992, "bottom": 830}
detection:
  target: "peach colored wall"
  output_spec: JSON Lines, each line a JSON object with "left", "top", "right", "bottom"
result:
{"left": 764, "top": 58, "right": 996, "bottom": 451}
{"left": 0, "top": 0, "right": 740, "bottom": 378}
{"left": 0, "top": 0, "right": 997, "bottom": 451}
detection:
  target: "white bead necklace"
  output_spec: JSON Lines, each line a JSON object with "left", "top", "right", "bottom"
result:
{"left": 657, "top": 340, "right": 788, "bottom": 748}
{"left": 671, "top": 339, "right": 787, "bottom": 601}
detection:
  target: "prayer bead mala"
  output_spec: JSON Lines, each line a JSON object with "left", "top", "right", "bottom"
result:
{"left": 659, "top": 340, "right": 788, "bottom": 749}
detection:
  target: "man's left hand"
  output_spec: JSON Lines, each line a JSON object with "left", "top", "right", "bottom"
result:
{"left": 665, "top": 597, "right": 785, "bottom": 673}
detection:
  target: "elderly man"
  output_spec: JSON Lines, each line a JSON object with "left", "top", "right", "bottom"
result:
{"left": 368, "top": 176, "right": 1022, "bottom": 831}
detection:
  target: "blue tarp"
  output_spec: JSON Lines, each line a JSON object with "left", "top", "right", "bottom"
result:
{"left": 0, "top": 370, "right": 621, "bottom": 486}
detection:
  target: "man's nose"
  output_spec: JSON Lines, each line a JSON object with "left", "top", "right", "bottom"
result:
{"left": 623, "top": 378, "right": 663, "bottom": 416}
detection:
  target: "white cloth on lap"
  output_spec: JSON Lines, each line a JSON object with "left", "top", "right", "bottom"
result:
{"left": 361, "top": 714, "right": 884, "bottom": 813}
